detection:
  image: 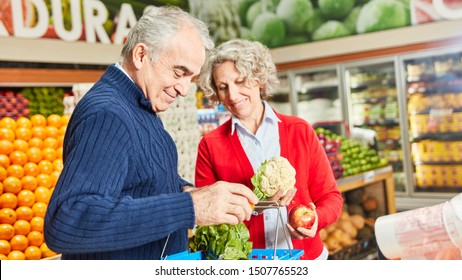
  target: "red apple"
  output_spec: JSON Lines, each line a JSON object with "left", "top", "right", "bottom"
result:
{"left": 288, "top": 204, "right": 316, "bottom": 230}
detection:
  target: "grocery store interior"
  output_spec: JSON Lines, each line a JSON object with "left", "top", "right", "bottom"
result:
{"left": 1, "top": 0, "right": 462, "bottom": 261}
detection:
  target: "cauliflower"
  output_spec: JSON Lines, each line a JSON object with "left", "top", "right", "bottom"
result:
{"left": 251, "top": 156, "right": 296, "bottom": 200}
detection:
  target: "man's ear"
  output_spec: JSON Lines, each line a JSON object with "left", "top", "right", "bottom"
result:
{"left": 132, "top": 43, "right": 148, "bottom": 70}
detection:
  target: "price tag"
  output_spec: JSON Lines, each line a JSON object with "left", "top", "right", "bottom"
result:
{"left": 364, "top": 171, "right": 375, "bottom": 183}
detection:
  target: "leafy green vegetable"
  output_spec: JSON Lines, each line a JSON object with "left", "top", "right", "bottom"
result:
{"left": 312, "top": 20, "right": 351, "bottom": 41}
{"left": 189, "top": 223, "right": 252, "bottom": 260}
{"left": 276, "top": 0, "right": 314, "bottom": 35}
{"left": 356, "top": 0, "right": 409, "bottom": 34}
{"left": 250, "top": 12, "right": 286, "bottom": 48}
{"left": 318, "top": 0, "right": 355, "bottom": 20}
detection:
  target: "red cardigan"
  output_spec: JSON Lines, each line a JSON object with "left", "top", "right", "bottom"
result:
{"left": 195, "top": 111, "right": 343, "bottom": 260}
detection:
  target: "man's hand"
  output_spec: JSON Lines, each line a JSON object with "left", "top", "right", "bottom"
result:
{"left": 189, "top": 181, "right": 259, "bottom": 226}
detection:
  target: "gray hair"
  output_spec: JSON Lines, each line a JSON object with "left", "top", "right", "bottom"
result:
{"left": 119, "top": 6, "right": 214, "bottom": 64}
{"left": 198, "top": 39, "right": 279, "bottom": 105}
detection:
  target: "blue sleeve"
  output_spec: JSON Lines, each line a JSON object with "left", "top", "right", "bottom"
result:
{"left": 44, "top": 111, "right": 195, "bottom": 254}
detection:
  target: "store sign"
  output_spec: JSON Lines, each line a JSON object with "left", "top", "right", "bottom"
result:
{"left": 0, "top": 0, "right": 461, "bottom": 48}
{"left": 0, "top": 0, "right": 149, "bottom": 44}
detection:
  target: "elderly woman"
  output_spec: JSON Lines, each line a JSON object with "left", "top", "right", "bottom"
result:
{"left": 194, "top": 39, "right": 343, "bottom": 260}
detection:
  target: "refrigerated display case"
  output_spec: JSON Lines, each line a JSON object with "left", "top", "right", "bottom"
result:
{"left": 292, "top": 66, "right": 345, "bottom": 126}
{"left": 268, "top": 71, "right": 292, "bottom": 115}
{"left": 270, "top": 43, "right": 462, "bottom": 210}
{"left": 400, "top": 47, "right": 462, "bottom": 196}
{"left": 343, "top": 58, "right": 407, "bottom": 193}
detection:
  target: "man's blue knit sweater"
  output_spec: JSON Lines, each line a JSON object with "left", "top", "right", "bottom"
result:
{"left": 44, "top": 64, "right": 196, "bottom": 259}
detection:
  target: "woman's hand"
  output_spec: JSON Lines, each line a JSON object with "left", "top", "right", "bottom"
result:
{"left": 267, "top": 188, "right": 297, "bottom": 207}
{"left": 286, "top": 202, "right": 318, "bottom": 239}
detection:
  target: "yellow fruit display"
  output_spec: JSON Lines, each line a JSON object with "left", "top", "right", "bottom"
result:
{"left": 0, "top": 114, "right": 66, "bottom": 259}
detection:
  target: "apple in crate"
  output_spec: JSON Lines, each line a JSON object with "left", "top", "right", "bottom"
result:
{"left": 288, "top": 204, "right": 316, "bottom": 230}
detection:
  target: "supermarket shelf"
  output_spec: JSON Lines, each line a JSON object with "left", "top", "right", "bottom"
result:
{"left": 0, "top": 37, "right": 122, "bottom": 65}
{"left": 271, "top": 20, "right": 462, "bottom": 66}
{"left": 337, "top": 165, "right": 396, "bottom": 214}
{"left": 0, "top": 68, "right": 104, "bottom": 85}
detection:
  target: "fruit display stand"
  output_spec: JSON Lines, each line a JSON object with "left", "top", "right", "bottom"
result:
{"left": 337, "top": 165, "right": 396, "bottom": 214}
{"left": 325, "top": 165, "right": 396, "bottom": 260}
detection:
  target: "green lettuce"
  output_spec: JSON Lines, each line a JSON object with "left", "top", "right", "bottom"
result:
{"left": 189, "top": 223, "right": 252, "bottom": 260}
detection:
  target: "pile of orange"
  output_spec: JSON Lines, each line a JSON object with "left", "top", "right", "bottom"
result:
{"left": 0, "top": 114, "right": 69, "bottom": 260}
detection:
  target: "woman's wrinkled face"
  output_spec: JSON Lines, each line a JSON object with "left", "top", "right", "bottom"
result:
{"left": 142, "top": 25, "right": 205, "bottom": 112}
{"left": 213, "top": 61, "right": 262, "bottom": 120}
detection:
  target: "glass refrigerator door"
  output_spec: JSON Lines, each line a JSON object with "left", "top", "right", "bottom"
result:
{"left": 401, "top": 47, "right": 462, "bottom": 195}
{"left": 344, "top": 59, "right": 406, "bottom": 193}
{"left": 267, "top": 72, "right": 292, "bottom": 115}
{"left": 292, "top": 66, "right": 344, "bottom": 132}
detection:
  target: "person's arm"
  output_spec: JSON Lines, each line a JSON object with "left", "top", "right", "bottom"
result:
{"left": 44, "top": 112, "right": 195, "bottom": 254}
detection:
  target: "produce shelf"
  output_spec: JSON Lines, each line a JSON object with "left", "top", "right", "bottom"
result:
{"left": 337, "top": 165, "right": 396, "bottom": 216}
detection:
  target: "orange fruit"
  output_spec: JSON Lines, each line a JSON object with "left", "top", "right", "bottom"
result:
{"left": 32, "top": 202, "right": 47, "bottom": 218}
{"left": 0, "top": 223, "right": 15, "bottom": 240}
{"left": 15, "top": 127, "right": 32, "bottom": 141}
{"left": 43, "top": 137, "right": 58, "bottom": 149}
{"left": 55, "top": 146, "right": 63, "bottom": 159}
{"left": 61, "top": 115, "right": 71, "bottom": 126}
{"left": 17, "top": 190, "right": 36, "bottom": 208}
{"left": 52, "top": 159, "right": 63, "bottom": 172}
{"left": 8, "top": 250, "right": 26, "bottom": 260}
{"left": 13, "top": 220, "right": 31, "bottom": 235}
{"left": 16, "top": 206, "right": 34, "bottom": 221}
{"left": 36, "top": 173, "right": 52, "bottom": 189}
{"left": 28, "top": 137, "right": 43, "bottom": 149}
{"left": 0, "top": 193, "right": 18, "bottom": 209}
{"left": 38, "top": 160, "right": 54, "bottom": 175}
{"left": 0, "top": 117, "right": 17, "bottom": 130}
{"left": 0, "top": 154, "right": 10, "bottom": 168}
{"left": 0, "top": 166, "right": 7, "bottom": 181}
{"left": 0, "top": 254, "right": 7, "bottom": 260}
{"left": 0, "top": 128, "right": 15, "bottom": 142}
{"left": 58, "top": 126, "right": 66, "bottom": 136}
{"left": 40, "top": 242, "right": 57, "bottom": 258}
{"left": 30, "top": 114, "right": 47, "bottom": 127}
{"left": 10, "top": 234, "right": 29, "bottom": 251}
{"left": 0, "top": 181, "right": 2, "bottom": 194}
{"left": 23, "top": 162, "right": 40, "bottom": 177}
{"left": 0, "top": 240, "right": 11, "bottom": 256}
{"left": 21, "top": 175, "right": 38, "bottom": 191}
{"left": 9, "top": 150, "right": 28, "bottom": 165}
{"left": 44, "top": 127, "right": 59, "bottom": 139}
{"left": 12, "top": 139, "right": 29, "bottom": 152}
{"left": 30, "top": 217, "right": 44, "bottom": 233}
{"left": 31, "top": 126, "right": 47, "bottom": 140}
{"left": 27, "top": 231, "right": 44, "bottom": 247}
{"left": 41, "top": 148, "right": 56, "bottom": 162}
{"left": 26, "top": 147, "right": 42, "bottom": 164}
{"left": 0, "top": 208, "right": 17, "bottom": 224}
{"left": 47, "top": 114, "right": 63, "bottom": 128}
{"left": 49, "top": 171, "right": 61, "bottom": 187}
{"left": 7, "top": 164, "right": 24, "bottom": 179}
{"left": 16, "top": 117, "right": 32, "bottom": 129}
{"left": 24, "top": 245, "right": 42, "bottom": 260}
{"left": 34, "top": 187, "right": 51, "bottom": 204}
{"left": 3, "top": 176, "right": 22, "bottom": 194}
{"left": 0, "top": 139, "right": 14, "bottom": 155}
{"left": 56, "top": 135, "right": 65, "bottom": 148}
